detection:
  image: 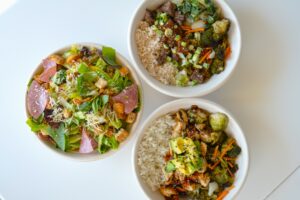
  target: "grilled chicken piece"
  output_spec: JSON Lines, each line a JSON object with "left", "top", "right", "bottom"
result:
{"left": 190, "top": 172, "right": 210, "bottom": 187}
{"left": 160, "top": 186, "right": 178, "bottom": 197}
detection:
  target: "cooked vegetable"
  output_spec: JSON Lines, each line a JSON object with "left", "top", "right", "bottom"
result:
{"left": 26, "top": 45, "right": 140, "bottom": 154}
{"left": 139, "top": 0, "right": 231, "bottom": 86}
{"left": 159, "top": 106, "right": 241, "bottom": 200}
{"left": 209, "top": 112, "right": 229, "bottom": 131}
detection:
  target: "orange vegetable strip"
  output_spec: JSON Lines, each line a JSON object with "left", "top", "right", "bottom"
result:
{"left": 220, "top": 139, "right": 235, "bottom": 158}
{"left": 225, "top": 45, "right": 231, "bottom": 59}
{"left": 227, "top": 168, "right": 234, "bottom": 177}
{"left": 199, "top": 50, "right": 211, "bottom": 64}
{"left": 186, "top": 27, "right": 205, "bottom": 34}
{"left": 216, "top": 185, "right": 235, "bottom": 200}
{"left": 209, "top": 160, "right": 221, "bottom": 170}
{"left": 227, "top": 161, "right": 234, "bottom": 168}
{"left": 181, "top": 25, "right": 191, "bottom": 30}
{"left": 224, "top": 157, "right": 236, "bottom": 161}
{"left": 212, "top": 145, "right": 219, "bottom": 160}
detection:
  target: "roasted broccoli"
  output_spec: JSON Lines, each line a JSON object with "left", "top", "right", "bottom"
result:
{"left": 210, "top": 58, "right": 225, "bottom": 74}
{"left": 212, "top": 19, "right": 230, "bottom": 41}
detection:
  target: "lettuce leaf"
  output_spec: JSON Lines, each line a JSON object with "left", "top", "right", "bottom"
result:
{"left": 102, "top": 46, "right": 118, "bottom": 66}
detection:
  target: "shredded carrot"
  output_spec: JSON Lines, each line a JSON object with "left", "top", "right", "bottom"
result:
{"left": 186, "top": 27, "right": 205, "bottom": 34}
{"left": 212, "top": 145, "right": 219, "bottom": 160}
{"left": 227, "top": 161, "right": 234, "bottom": 168}
{"left": 181, "top": 25, "right": 192, "bottom": 30}
{"left": 199, "top": 50, "right": 211, "bottom": 64}
{"left": 227, "top": 168, "right": 234, "bottom": 177}
{"left": 209, "top": 160, "right": 220, "bottom": 170}
{"left": 224, "top": 157, "right": 236, "bottom": 161}
{"left": 220, "top": 139, "right": 235, "bottom": 158}
{"left": 216, "top": 185, "right": 235, "bottom": 200}
{"left": 225, "top": 45, "right": 231, "bottom": 59}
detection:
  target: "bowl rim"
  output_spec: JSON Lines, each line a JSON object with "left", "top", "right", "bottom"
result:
{"left": 25, "top": 42, "right": 144, "bottom": 162}
{"left": 132, "top": 98, "right": 249, "bottom": 199}
{"left": 128, "top": 0, "right": 242, "bottom": 98}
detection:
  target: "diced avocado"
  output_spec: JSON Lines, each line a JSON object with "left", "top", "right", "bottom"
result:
{"left": 165, "top": 161, "right": 176, "bottom": 172}
{"left": 186, "top": 163, "right": 196, "bottom": 175}
{"left": 172, "top": 159, "right": 185, "bottom": 170}
{"left": 170, "top": 137, "right": 185, "bottom": 154}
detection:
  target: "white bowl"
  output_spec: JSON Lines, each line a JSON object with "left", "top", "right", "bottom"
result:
{"left": 25, "top": 43, "right": 143, "bottom": 161}
{"left": 128, "top": 0, "right": 241, "bottom": 98}
{"left": 132, "top": 98, "right": 249, "bottom": 199}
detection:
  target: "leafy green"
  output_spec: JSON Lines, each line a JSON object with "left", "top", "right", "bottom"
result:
{"left": 47, "top": 124, "right": 67, "bottom": 151}
{"left": 92, "top": 95, "right": 109, "bottom": 114}
{"left": 52, "top": 69, "right": 66, "bottom": 85}
{"left": 76, "top": 71, "right": 98, "bottom": 96}
{"left": 97, "top": 135, "right": 119, "bottom": 154}
{"left": 102, "top": 46, "right": 118, "bottom": 66}
{"left": 78, "top": 101, "right": 92, "bottom": 112}
{"left": 110, "top": 118, "right": 123, "bottom": 129}
{"left": 108, "top": 70, "right": 132, "bottom": 92}
{"left": 77, "top": 62, "right": 90, "bottom": 74}
{"left": 26, "top": 118, "right": 47, "bottom": 132}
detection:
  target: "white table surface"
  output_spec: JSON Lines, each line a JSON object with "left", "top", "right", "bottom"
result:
{"left": 0, "top": 0, "right": 299, "bottom": 199}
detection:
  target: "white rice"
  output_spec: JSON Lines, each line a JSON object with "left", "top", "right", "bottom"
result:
{"left": 135, "top": 21, "right": 177, "bottom": 85}
{"left": 137, "top": 114, "right": 175, "bottom": 191}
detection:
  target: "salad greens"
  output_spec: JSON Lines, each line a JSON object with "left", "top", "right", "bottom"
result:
{"left": 26, "top": 45, "right": 140, "bottom": 154}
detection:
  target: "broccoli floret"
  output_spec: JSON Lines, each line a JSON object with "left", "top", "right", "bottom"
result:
{"left": 200, "top": 28, "right": 215, "bottom": 47}
{"left": 212, "top": 19, "right": 230, "bottom": 41}
{"left": 210, "top": 58, "right": 225, "bottom": 74}
{"left": 227, "top": 145, "right": 241, "bottom": 157}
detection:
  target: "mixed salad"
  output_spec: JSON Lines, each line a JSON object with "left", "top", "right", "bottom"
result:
{"left": 26, "top": 45, "right": 140, "bottom": 154}
{"left": 144, "top": 0, "right": 231, "bottom": 86}
{"left": 160, "top": 106, "right": 241, "bottom": 199}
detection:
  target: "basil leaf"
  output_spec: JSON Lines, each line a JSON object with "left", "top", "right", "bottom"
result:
{"left": 102, "top": 46, "right": 118, "bottom": 66}
{"left": 47, "top": 124, "right": 67, "bottom": 151}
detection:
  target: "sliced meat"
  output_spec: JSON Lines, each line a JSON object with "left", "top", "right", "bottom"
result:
{"left": 112, "top": 84, "right": 138, "bottom": 114}
{"left": 159, "top": 1, "right": 176, "bottom": 17}
{"left": 79, "top": 128, "right": 97, "bottom": 153}
{"left": 144, "top": 9, "right": 155, "bottom": 25}
{"left": 39, "top": 66, "right": 56, "bottom": 82}
{"left": 26, "top": 80, "right": 48, "bottom": 119}
{"left": 42, "top": 58, "right": 56, "bottom": 70}
{"left": 39, "top": 58, "right": 57, "bottom": 82}
{"left": 174, "top": 11, "right": 185, "bottom": 25}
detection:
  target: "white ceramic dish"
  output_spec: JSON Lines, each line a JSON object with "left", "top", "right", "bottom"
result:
{"left": 128, "top": 0, "right": 241, "bottom": 98}
{"left": 25, "top": 43, "right": 143, "bottom": 161}
{"left": 132, "top": 98, "right": 249, "bottom": 200}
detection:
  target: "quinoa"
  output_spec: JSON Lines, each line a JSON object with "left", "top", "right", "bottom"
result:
{"left": 137, "top": 114, "right": 175, "bottom": 191}
{"left": 135, "top": 21, "right": 177, "bottom": 85}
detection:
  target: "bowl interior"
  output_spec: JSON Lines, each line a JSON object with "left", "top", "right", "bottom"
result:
{"left": 133, "top": 98, "right": 248, "bottom": 200}
{"left": 26, "top": 43, "right": 143, "bottom": 161}
{"left": 128, "top": 0, "right": 241, "bottom": 97}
